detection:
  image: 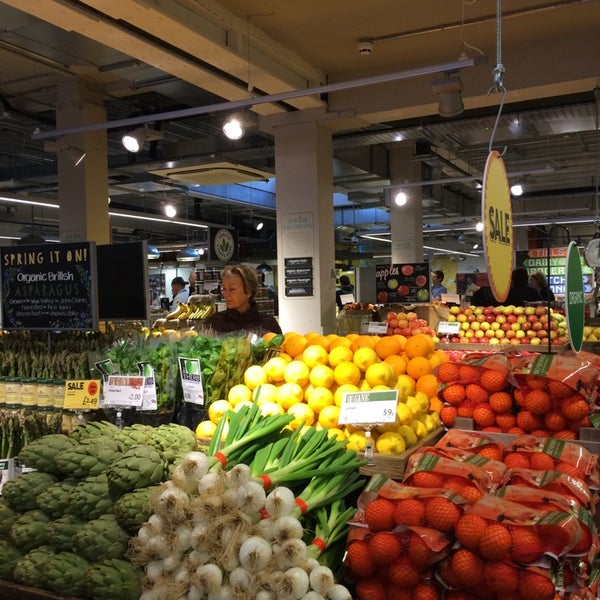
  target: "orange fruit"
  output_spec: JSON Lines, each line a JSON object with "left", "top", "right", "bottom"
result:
{"left": 404, "top": 334, "right": 432, "bottom": 359}
{"left": 393, "top": 498, "right": 426, "bottom": 527}
{"left": 262, "top": 332, "right": 278, "bottom": 342}
{"left": 309, "top": 334, "right": 331, "bottom": 351}
{"left": 350, "top": 335, "right": 378, "bottom": 353}
{"left": 375, "top": 336, "right": 401, "bottom": 360}
{"left": 450, "top": 549, "right": 484, "bottom": 588}
{"left": 455, "top": 513, "right": 489, "bottom": 549}
{"left": 429, "top": 395, "right": 442, "bottom": 413}
{"left": 415, "top": 373, "right": 438, "bottom": 399}
{"left": 284, "top": 334, "right": 308, "bottom": 358}
{"left": 384, "top": 354, "right": 407, "bottom": 376}
{"left": 406, "top": 356, "right": 432, "bottom": 380}
{"left": 479, "top": 523, "right": 512, "bottom": 561}
{"left": 437, "top": 362, "right": 459, "bottom": 383}
{"left": 425, "top": 497, "right": 461, "bottom": 532}
{"left": 329, "top": 336, "right": 352, "bottom": 350}
{"left": 524, "top": 389, "right": 551, "bottom": 415}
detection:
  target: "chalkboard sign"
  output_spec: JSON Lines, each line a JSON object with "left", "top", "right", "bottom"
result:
{"left": 0, "top": 242, "right": 97, "bottom": 330}
{"left": 96, "top": 241, "right": 149, "bottom": 321}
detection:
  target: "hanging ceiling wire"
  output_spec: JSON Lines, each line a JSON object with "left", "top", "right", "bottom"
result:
{"left": 487, "top": 0, "right": 508, "bottom": 155}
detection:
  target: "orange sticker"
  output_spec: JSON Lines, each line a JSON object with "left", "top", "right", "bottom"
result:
{"left": 482, "top": 150, "right": 513, "bottom": 303}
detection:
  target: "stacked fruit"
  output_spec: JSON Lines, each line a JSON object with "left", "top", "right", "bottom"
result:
{"left": 381, "top": 310, "right": 439, "bottom": 340}
{"left": 442, "top": 304, "right": 568, "bottom": 346}
{"left": 437, "top": 352, "right": 597, "bottom": 439}
{"left": 343, "top": 428, "right": 599, "bottom": 600}
{"left": 196, "top": 332, "right": 445, "bottom": 456}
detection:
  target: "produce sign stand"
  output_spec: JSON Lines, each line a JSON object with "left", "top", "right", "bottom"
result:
{"left": 358, "top": 427, "right": 445, "bottom": 479}
{"left": 0, "top": 579, "right": 80, "bottom": 600}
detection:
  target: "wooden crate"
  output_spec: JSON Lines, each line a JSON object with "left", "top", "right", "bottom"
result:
{"left": 358, "top": 427, "right": 445, "bottom": 480}
{"left": 0, "top": 580, "right": 80, "bottom": 600}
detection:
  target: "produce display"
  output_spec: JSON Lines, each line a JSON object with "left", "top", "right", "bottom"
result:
{"left": 196, "top": 331, "right": 446, "bottom": 456}
{"left": 380, "top": 309, "right": 438, "bottom": 339}
{"left": 345, "top": 428, "right": 600, "bottom": 600}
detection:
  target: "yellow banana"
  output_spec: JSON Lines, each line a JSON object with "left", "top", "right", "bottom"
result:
{"left": 165, "top": 303, "right": 185, "bottom": 320}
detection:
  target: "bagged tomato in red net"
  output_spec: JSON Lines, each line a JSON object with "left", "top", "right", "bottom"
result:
{"left": 434, "top": 427, "right": 506, "bottom": 461}
{"left": 467, "top": 494, "right": 584, "bottom": 561}
{"left": 403, "top": 449, "right": 497, "bottom": 500}
{"left": 508, "top": 434, "right": 600, "bottom": 488}
{"left": 500, "top": 465, "right": 595, "bottom": 510}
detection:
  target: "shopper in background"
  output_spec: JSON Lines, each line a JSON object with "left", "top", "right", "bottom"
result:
{"left": 336, "top": 275, "right": 355, "bottom": 310}
{"left": 170, "top": 276, "right": 189, "bottom": 307}
{"left": 430, "top": 270, "right": 448, "bottom": 301}
{"left": 505, "top": 267, "right": 543, "bottom": 306}
{"left": 203, "top": 264, "right": 282, "bottom": 334}
{"left": 529, "top": 270, "right": 556, "bottom": 303}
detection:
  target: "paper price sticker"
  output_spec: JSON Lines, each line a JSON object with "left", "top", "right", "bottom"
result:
{"left": 179, "top": 357, "right": 204, "bottom": 405}
{"left": 63, "top": 380, "right": 101, "bottom": 410}
{"left": 102, "top": 375, "right": 145, "bottom": 408}
{"left": 367, "top": 321, "right": 389, "bottom": 335}
{"left": 338, "top": 389, "right": 398, "bottom": 425}
{"left": 437, "top": 321, "right": 461, "bottom": 336}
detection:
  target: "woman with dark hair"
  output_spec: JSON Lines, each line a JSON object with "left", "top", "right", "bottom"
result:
{"left": 505, "top": 267, "right": 543, "bottom": 306}
{"left": 202, "top": 264, "right": 282, "bottom": 335}
{"left": 529, "top": 270, "right": 556, "bottom": 302}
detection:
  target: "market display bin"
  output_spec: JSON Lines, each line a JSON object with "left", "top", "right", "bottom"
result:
{"left": 0, "top": 579, "right": 79, "bottom": 600}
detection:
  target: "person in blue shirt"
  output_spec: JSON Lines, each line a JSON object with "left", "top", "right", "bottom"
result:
{"left": 431, "top": 270, "right": 447, "bottom": 301}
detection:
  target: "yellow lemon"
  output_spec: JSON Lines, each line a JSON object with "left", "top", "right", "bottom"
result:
{"left": 358, "top": 379, "right": 371, "bottom": 391}
{"left": 326, "top": 427, "right": 347, "bottom": 441}
{"left": 260, "top": 401, "right": 285, "bottom": 417}
{"left": 208, "top": 399, "right": 232, "bottom": 424}
{"left": 375, "top": 432, "right": 406, "bottom": 455}
{"left": 333, "top": 361, "right": 362, "bottom": 387}
{"left": 429, "top": 411, "right": 442, "bottom": 428}
{"left": 227, "top": 383, "right": 252, "bottom": 407}
{"left": 353, "top": 347, "right": 379, "bottom": 372}
{"left": 396, "top": 374, "right": 416, "bottom": 399}
{"left": 233, "top": 399, "right": 254, "bottom": 412}
{"left": 263, "top": 356, "right": 288, "bottom": 383}
{"left": 346, "top": 431, "right": 369, "bottom": 453}
{"left": 365, "top": 362, "right": 396, "bottom": 387}
{"left": 375, "top": 419, "right": 400, "bottom": 434}
{"left": 396, "top": 402, "right": 413, "bottom": 426}
{"left": 414, "top": 391, "right": 430, "bottom": 413}
{"left": 318, "top": 404, "right": 341, "bottom": 429}
{"left": 406, "top": 396, "right": 423, "bottom": 418}
{"left": 195, "top": 420, "right": 217, "bottom": 439}
{"left": 283, "top": 360, "right": 310, "bottom": 387}
{"left": 334, "top": 383, "right": 360, "bottom": 408}
{"left": 244, "top": 365, "right": 268, "bottom": 389}
{"left": 411, "top": 418, "right": 428, "bottom": 439}
{"left": 287, "top": 403, "right": 315, "bottom": 429}
{"left": 275, "top": 382, "right": 305, "bottom": 410}
{"left": 309, "top": 364, "right": 334, "bottom": 389}
{"left": 252, "top": 383, "right": 278, "bottom": 405}
{"left": 302, "top": 344, "right": 329, "bottom": 368}
{"left": 307, "top": 386, "right": 334, "bottom": 414}
{"left": 419, "top": 413, "right": 438, "bottom": 433}
{"left": 397, "top": 424, "right": 418, "bottom": 448}
{"left": 328, "top": 345, "right": 354, "bottom": 368}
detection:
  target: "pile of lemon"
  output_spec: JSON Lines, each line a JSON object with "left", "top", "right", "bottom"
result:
{"left": 195, "top": 331, "right": 447, "bottom": 456}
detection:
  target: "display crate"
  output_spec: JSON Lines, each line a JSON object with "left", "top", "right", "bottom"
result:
{"left": 0, "top": 580, "right": 79, "bottom": 600}
{"left": 358, "top": 427, "right": 445, "bottom": 480}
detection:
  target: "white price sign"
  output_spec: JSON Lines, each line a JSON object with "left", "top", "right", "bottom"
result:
{"left": 179, "top": 357, "right": 204, "bottom": 405}
{"left": 102, "top": 375, "right": 145, "bottom": 408}
{"left": 437, "top": 321, "right": 461, "bottom": 335}
{"left": 338, "top": 389, "right": 398, "bottom": 425}
{"left": 367, "top": 321, "right": 389, "bottom": 335}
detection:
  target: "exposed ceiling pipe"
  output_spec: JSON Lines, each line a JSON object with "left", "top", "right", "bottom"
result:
{"left": 31, "top": 57, "right": 480, "bottom": 140}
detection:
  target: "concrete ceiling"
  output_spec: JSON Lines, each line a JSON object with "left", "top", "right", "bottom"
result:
{"left": 0, "top": 0, "right": 598, "bottom": 260}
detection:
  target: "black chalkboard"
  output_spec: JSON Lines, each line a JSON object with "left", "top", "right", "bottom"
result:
{"left": 96, "top": 241, "right": 149, "bottom": 321}
{"left": 0, "top": 242, "right": 98, "bottom": 330}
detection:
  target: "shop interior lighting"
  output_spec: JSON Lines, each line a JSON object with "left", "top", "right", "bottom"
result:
{"left": 121, "top": 126, "right": 164, "bottom": 153}
{"left": 222, "top": 115, "right": 245, "bottom": 140}
{"left": 511, "top": 183, "right": 524, "bottom": 196}
{"left": 176, "top": 246, "right": 201, "bottom": 262}
{"left": 475, "top": 221, "right": 484, "bottom": 232}
{"left": 163, "top": 203, "right": 177, "bottom": 218}
{"left": 393, "top": 191, "right": 408, "bottom": 206}
{"left": 147, "top": 244, "right": 160, "bottom": 260}
{"left": 431, "top": 73, "right": 464, "bottom": 118}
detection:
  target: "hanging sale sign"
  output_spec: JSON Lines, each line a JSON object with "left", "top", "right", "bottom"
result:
{"left": 565, "top": 241, "right": 584, "bottom": 353}
{"left": 482, "top": 150, "right": 513, "bottom": 304}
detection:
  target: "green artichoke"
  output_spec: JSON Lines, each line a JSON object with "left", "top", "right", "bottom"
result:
{"left": 147, "top": 423, "right": 197, "bottom": 462}
{"left": 66, "top": 472, "right": 114, "bottom": 519}
{"left": 106, "top": 444, "right": 168, "bottom": 499}
{"left": 0, "top": 498, "right": 20, "bottom": 537}
{"left": 113, "top": 486, "right": 156, "bottom": 534}
{"left": 13, "top": 545, "right": 56, "bottom": 590}
{"left": 55, "top": 436, "right": 123, "bottom": 478}
{"left": 70, "top": 419, "right": 119, "bottom": 442}
{"left": 17, "top": 433, "right": 76, "bottom": 475}
{"left": 112, "top": 424, "right": 154, "bottom": 449}
{"left": 45, "top": 514, "right": 86, "bottom": 552}
{"left": 84, "top": 558, "right": 142, "bottom": 600}
{"left": 36, "top": 479, "right": 77, "bottom": 518}
{"left": 10, "top": 509, "right": 51, "bottom": 552}
{"left": 45, "top": 551, "right": 90, "bottom": 597}
{"left": 2, "top": 471, "right": 57, "bottom": 511}
{"left": 0, "top": 539, "right": 22, "bottom": 581}
{"left": 72, "top": 514, "right": 130, "bottom": 562}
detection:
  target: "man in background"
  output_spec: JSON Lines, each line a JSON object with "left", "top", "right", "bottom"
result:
{"left": 431, "top": 270, "right": 447, "bottom": 301}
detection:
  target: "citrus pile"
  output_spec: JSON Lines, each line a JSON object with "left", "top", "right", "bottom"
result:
{"left": 196, "top": 331, "right": 447, "bottom": 455}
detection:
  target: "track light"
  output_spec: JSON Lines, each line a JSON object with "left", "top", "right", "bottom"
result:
{"left": 511, "top": 183, "right": 524, "bottom": 196}
{"left": 244, "top": 216, "right": 265, "bottom": 231}
{"left": 147, "top": 244, "right": 160, "bottom": 260}
{"left": 393, "top": 191, "right": 408, "bottom": 206}
{"left": 163, "top": 203, "right": 177, "bottom": 218}
{"left": 121, "top": 126, "right": 163, "bottom": 152}
{"left": 176, "top": 246, "right": 200, "bottom": 262}
{"left": 431, "top": 73, "right": 464, "bottom": 118}
{"left": 222, "top": 115, "right": 244, "bottom": 140}
{"left": 43, "top": 140, "right": 86, "bottom": 166}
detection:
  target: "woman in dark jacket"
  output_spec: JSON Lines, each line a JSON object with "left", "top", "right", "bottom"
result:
{"left": 203, "top": 264, "right": 282, "bottom": 335}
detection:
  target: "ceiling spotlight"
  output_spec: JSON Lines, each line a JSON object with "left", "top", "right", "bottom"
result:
{"left": 511, "top": 183, "right": 524, "bottom": 196}
{"left": 475, "top": 221, "right": 484, "bottom": 232}
{"left": 164, "top": 203, "right": 177, "bottom": 218}
{"left": 472, "top": 242, "right": 479, "bottom": 250}
{"left": 244, "top": 216, "right": 265, "bottom": 231}
{"left": 431, "top": 73, "right": 464, "bottom": 118}
{"left": 121, "top": 126, "right": 163, "bottom": 153}
{"left": 393, "top": 191, "right": 408, "bottom": 206}
{"left": 222, "top": 115, "right": 245, "bottom": 140}
{"left": 147, "top": 244, "right": 160, "bottom": 260}
{"left": 176, "top": 246, "right": 200, "bottom": 262}
{"left": 43, "top": 140, "right": 86, "bottom": 165}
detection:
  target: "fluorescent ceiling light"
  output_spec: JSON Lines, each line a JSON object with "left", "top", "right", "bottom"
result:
{"left": 0, "top": 194, "right": 59, "bottom": 209}
{"left": 108, "top": 210, "right": 208, "bottom": 229}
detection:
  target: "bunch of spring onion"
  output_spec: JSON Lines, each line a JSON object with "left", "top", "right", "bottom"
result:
{"left": 129, "top": 405, "right": 366, "bottom": 599}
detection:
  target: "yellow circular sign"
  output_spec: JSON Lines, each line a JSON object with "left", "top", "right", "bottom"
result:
{"left": 482, "top": 150, "right": 513, "bottom": 303}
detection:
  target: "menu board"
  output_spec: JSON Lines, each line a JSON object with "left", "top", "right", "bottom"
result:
{"left": 284, "top": 257, "right": 314, "bottom": 297}
{"left": 375, "top": 262, "right": 430, "bottom": 303}
{"left": 0, "top": 242, "right": 97, "bottom": 330}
